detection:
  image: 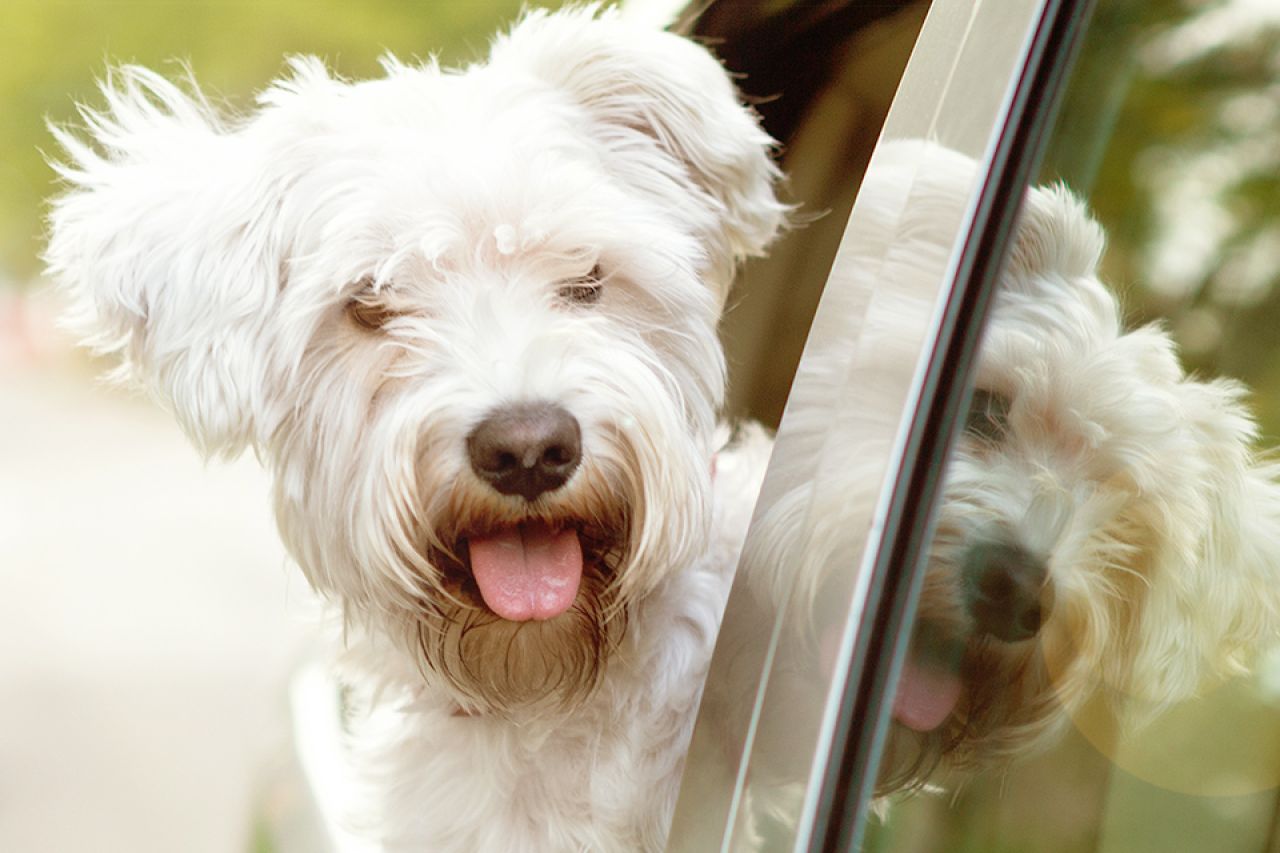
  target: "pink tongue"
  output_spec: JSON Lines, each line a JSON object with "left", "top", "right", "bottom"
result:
{"left": 892, "top": 657, "right": 963, "bottom": 732}
{"left": 468, "top": 522, "right": 583, "bottom": 622}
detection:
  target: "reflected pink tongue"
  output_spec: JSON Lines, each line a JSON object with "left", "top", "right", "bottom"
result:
{"left": 892, "top": 657, "right": 963, "bottom": 732}
{"left": 468, "top": 522, "right": 583, "bottom": 622}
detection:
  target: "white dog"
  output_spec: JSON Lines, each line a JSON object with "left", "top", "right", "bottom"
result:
{"left": 45, "top": 7, "right": 786, "bottom": 850}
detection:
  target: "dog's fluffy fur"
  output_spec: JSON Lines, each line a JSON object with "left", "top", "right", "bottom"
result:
{"left": 45, "top": 7, "right": 786, "bottom": 850}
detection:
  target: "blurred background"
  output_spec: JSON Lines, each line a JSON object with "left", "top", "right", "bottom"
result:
{"left": 1043, "top": 0, "right": 1280, "bottom": 434}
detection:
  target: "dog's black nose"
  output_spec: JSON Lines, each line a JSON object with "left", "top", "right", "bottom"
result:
{"left": 466, "top": 402, "right": 582, "bottom": 501}
{"left": 963, "top": 539, "right": 1052, "bottom": 642}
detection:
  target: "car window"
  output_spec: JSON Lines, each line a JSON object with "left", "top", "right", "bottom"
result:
{"left": 681, "top": 0, "right": 930, "bottom": 430}
{"left": 863, "top": 1, "right": 1280, "bottom": 852}
{"left": 666, "top": 0, "right": 1089, "bottom": 849}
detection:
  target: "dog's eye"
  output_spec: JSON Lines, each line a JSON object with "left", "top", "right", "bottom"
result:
{"left": 346, "top": 279, "right": 399, "bottom": 330}
{"left": 557, "top": 265, "right": 604, "bottom": 306}
{"left": 965, "top": 388, "right": 1012, "bottom": 442}
{"left": 348, "top": 297, "right": 398, "bottom": 330}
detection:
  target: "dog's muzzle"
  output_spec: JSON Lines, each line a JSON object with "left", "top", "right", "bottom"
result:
{"left": 891, "top": 536, "right": 1054, "bottom": 733}
{"left": 459, "top": 401, "right": 587, "bottom": 623}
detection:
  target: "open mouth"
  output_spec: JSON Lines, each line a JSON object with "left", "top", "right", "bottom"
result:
{"left": 893, "top": 651, "right": 965, "bottom": 733}
{"left": 465, "top": 520, "right": 584, "bottom": 622}
{"left": 435, "top": 518, "right": 626, "bottom": 623}
{"left": 891, "top": 539, "right": 1053, "bottom": 733}
{"left": 892, "top": 626, "right": 967, "bottom": 733}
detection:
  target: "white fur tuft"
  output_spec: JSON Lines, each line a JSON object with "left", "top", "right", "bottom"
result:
{"left": 46, "top": 66, "right": 286, "bottom": 456}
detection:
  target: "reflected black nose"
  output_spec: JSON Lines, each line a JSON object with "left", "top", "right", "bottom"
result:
{"left": 466, "top": 402, "right": 582, "bottom": 502}
{"left": 963, "top": 540, "right": 1052, "bottom": 642}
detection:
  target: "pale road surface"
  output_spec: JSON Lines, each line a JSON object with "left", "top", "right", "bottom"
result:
{"left": 0, "top": 316, "right": 325, "bottom": 852}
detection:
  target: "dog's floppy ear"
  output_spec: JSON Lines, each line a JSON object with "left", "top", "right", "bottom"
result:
{"left": 45, "top": 66, "right": 286, "bottom": 457}
{"left": 491, "top": 6, "right": 787, "bottom": 297}
{"left": 1124, "top": 369, "right": 1280, "bottom": 708}
{"left": 1000, "top": 183, "right": 1121, "bottom": 339}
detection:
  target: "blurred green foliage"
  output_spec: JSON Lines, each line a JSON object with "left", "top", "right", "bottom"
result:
{"left": 1042, "top": 0, "right": 1280, "bottom": 435}
{"left": 0, "top": 0, "right": 560, "bottom": 283}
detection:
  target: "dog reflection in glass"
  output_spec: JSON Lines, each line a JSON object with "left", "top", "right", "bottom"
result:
{"left": 876, "top": 142, "right": 1280, "bottom": 791}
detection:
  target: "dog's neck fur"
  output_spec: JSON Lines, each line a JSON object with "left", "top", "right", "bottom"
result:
{"left": 333, "top": 424, "right": 770, "bottom": 851}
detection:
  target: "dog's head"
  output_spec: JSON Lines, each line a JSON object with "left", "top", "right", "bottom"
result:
{"left": 879, "top": 146, "right": 1278, "bottom": 791}
{"left": 45, "top": 7, "right": 785, "bottom": 715}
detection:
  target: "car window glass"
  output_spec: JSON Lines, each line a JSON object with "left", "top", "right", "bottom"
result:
{"left": 667, "top": 0, "right": 1062, "bottom": 848}
{"left": 870, "top": 1, "right": 1280, "bottom": 851}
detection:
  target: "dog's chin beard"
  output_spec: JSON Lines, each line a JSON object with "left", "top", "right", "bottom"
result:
{"left": 409, "top": 521, "right": 632, "bottom": 717}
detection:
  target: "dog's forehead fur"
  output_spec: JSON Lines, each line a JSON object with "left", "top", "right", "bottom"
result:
{"left": 245, "top": 60, "right": 713, "bottom": 310}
